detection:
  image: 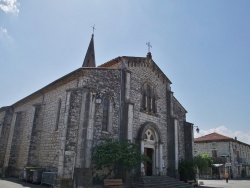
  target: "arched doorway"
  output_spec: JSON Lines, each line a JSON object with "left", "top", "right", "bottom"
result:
{"left": 144, "top": 129, "right": 155, "bottom": 176}
{"left": 138, "top": 122, "right": 163, "bottom": 176}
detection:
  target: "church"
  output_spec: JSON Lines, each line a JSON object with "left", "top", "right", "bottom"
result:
{"left": 0, "top": 33, "right": 194, "bottom": 187}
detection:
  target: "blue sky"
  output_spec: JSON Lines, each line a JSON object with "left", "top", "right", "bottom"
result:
{"left": 1, "top": 0, "right": 250, "bottom": 144}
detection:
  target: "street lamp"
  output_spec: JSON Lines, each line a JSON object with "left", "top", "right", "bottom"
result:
{"left": 193, "top": 126, "right": 200, "bottom": 133}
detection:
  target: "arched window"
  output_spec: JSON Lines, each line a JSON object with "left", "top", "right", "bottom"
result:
{"left": 144, "top": 129, "right": 155, "bottom": 142}
{"left": 141, "top": 83, "right": 157, "bottom": 113}
{"left": 55, "top": 98, "right": 61, "bottom": 131}
{"left": 102, "top": 98, "right": 109, "bottom": 131}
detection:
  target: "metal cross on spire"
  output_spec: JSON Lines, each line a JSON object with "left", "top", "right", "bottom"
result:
{"left": 91, "top": 24, "right": 96, "bottom": 35}
{"left": 146, "top": 42, "right": 152, "bottom": 53}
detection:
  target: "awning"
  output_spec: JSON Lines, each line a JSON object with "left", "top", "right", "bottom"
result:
{"left": 220, "top": 155, "right": 229, "bottom": 157}
{"left": 212, "top": 164, "right": 224, "bottom": 167}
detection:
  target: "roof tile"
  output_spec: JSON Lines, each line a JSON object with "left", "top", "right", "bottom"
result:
{"left": 195, "top": 132, "right": 233, "bottom": 142}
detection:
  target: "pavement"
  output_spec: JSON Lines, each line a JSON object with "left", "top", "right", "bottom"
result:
{"left": 197, "top": 179, "right": 250, "bottom": 188}
{"left": 1, "top": 178, "right": 250, "bottom": 188}
{"left": 0, "top": 178, "right": 50, "bottom": 188}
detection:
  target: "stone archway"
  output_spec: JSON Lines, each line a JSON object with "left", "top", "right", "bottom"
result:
{"left": 144, "top": 129, "right": 155, "bottom": 176}
{"left": 138, "top": 122, "right": 163, "bottom": 176}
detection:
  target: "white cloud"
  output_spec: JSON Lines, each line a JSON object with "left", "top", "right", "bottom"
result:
{"left": 0, "top": 27, "right": 12, "bottom": 41}
{"left": 1, "top": 27, "right": 7, "bottom": 34}
{"left": 194, "top": 125, "right": 250, "bottom": 145}
{"left": 0, "top": 0, "right": 20, "bottom": 15}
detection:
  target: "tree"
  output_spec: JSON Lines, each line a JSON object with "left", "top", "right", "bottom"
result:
{"left": 179, "top": 159, "right": 196, "bottom": 181}
{"left": 92, "top": 139, "right": 149, "bottom": 178}
{"left": 179, "top": 154, "right": 213, "bottom": 182}
{"left": 194, "top": 154, "right": 213, "bottom": 173}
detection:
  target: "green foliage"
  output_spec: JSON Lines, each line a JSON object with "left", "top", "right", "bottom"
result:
{"left": 179, "top": 154, "right": 213, "bottom": 182}
{"left": 179, "top": 159, "right": 196, "bottom": 181}
{"left": 193, "top": 154, "right": 213, "bottom": 172}
{"left": 92, "top": 139, "right": 149, "bottom": 178}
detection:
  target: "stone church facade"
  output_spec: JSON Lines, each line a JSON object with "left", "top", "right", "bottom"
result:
{"left": 0, "top": 34, "right": 194, "bottom": 187}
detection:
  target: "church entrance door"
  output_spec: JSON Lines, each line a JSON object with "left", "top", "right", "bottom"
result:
{"left": 139, "top": 123, "right": 163, "bottom": 176}
{"left": 144, "top": 147, "right": 153, "bottom": 176}
{"left": 143, "top": 129, "right": 156, "bottom": 176}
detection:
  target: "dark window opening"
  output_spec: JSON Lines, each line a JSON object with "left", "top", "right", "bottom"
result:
{"left": 102, "top": 98, "right": 109, "bottom": 131}
{"left": 55, "top": 99, "right": 61, "bottom": 131}
{"left": 141, "top": 83, "right": 157, "bottom": 113}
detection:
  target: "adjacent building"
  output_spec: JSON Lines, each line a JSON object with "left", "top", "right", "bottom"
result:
{"left": 194, "top": 132, "right": 250, "bottom": 179}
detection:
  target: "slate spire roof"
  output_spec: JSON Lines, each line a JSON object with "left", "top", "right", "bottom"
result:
{"left": 82, "top": 34, "right": 96, "bottom": 67}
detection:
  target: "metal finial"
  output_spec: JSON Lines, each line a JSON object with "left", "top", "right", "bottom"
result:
{"left": 91, "top": 24, "right": 96, "bottom": 35}
{"left": 146, "top": 42, "right": 152, "bottom": 53}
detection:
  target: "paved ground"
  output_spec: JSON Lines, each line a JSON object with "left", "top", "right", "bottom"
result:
{"left": 1, "top": 178, "right": 250, "bottom": 188}
{"left": 197, "top": 179, "right": 250, "bottom": 188}
{"left": 0, "top": 178, "right": 50, "bottom": 188}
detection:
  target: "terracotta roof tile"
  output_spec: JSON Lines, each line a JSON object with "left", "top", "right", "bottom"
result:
{"left": 195, "top": 132, "right": 233, "bottom": 142}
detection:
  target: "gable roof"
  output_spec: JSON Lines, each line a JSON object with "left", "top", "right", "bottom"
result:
{"left": 195, "top": 132, "right": 233, "bottom": 142}
{"left": 195, "top": 132, "right": 250, "bottom": 147}
{"left": 99, "top": 55, "right": 172, "bottom": 84}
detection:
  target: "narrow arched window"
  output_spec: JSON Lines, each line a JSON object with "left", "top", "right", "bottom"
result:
{"left": 147, "top": 84, "right": 152, "bottom": 111}
{"left": 141, "top": 83, "right": 157, "bottom": 113}
{"left": 142, "top": 87, "right": 146, "bottom": 110}
{"left": 55, "top": 98, "right": 61, "bottom": 131}
{"left": 102, "top": 98, "right": 109, "bottom": 131}
{"left": 152, "top": 88, "right": 157, "bottom": 113}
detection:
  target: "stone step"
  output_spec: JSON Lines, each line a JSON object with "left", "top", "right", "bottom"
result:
{"left": 132, "top": 184, "right": 192, "bottom": 188}
{"left": 132, "top": 185, "right": 192, "bottom": 188}
{"left": 132, "top": 181, "right": 188, "bottom": 185}
{"left": 132, "top": 176, "right": 193, "bottom": 188}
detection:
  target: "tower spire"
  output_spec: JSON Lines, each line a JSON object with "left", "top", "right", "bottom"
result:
{"left": 82, "top": 33, "right": 96, "bottom": 67}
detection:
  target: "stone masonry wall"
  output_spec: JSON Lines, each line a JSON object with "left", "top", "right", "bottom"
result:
{"left": 28, "top": 104, "right": 43, "bottom": 166}
{"left": 173, "top": 97, "right": 187, "bottom": 160}
{"left": 0, "top": 108, "right": 13, "bottom": 172}
{"left": 6, "top": 95, "right": 44, "bottom": 177}
{"left": 37, "top": 79, "right": 77, "bottom": 170}
{"left": 63, "top": 88, "right": 83, "bottom": 178}
{"left": 2, "top": 67, "right": 121, "bottom": 179}
{"left": 123, "top": 56, "right": 188, "bottom": 175}
{"left": 8, "top": 112, "right": 25, "bottom": 176}
{"left": 53, "top": 69, "right": 122, "bottom": 183}
{"left": 3, "top": 78, "right": 77, "bottom": 176}
{"left": 194, "top": 140, "right": 250, "bottom": 178}
{"left": 77, "top": 69, "right": 121, "bottom": 144}
{"left": 194, "top": 141, "right": 230, "bottom": 157}
{"left": 125, "top": 57, "right": 169, "bottom": 168}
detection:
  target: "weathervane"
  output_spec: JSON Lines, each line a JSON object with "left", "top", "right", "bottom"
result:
{"left": 91, "top": 24, "right": 96, "bottom": 35}
{"left": 146, "top": 42, "right": 152, "bottom": 53}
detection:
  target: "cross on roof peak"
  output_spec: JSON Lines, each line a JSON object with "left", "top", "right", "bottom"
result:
{"left": 146, "top": 42, "right": 152, "bottom": 53}
{"left": 91, "top": 24, "right": 96, "bottom": 35}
